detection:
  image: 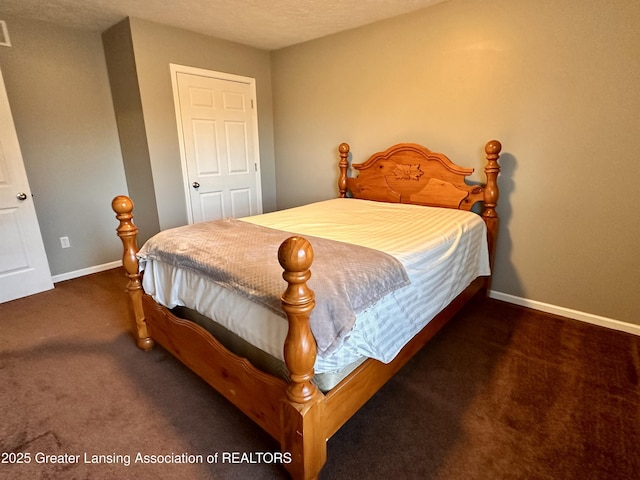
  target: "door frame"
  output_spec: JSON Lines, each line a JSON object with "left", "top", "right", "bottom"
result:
{"left": 170, "top": 64, "right": 262, "bottom": 224}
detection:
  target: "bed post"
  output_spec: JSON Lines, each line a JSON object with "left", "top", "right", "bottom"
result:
{"left": 278, "top": 237, "right": 327, "bottom": 480}
{"left": 482, "top": 140, "right": 502, "bottom": 271}
{"left": 112, "top": 196, "right": 154, "bottom": 351}
{"left": 338, "top": 143, "right": 350, "bottom": 198}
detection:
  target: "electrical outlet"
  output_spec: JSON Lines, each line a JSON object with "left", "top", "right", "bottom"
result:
{"left": 60, "top": 236, "right": 70, "bottom": 249}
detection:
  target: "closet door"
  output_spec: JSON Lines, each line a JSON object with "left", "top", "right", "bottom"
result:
{"left": 171, "top": 65, "right": 262, "bottom": 223}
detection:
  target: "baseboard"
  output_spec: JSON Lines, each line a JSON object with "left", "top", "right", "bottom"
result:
{"left": 50, "top": 266, "right": 639, "bottom": 337}
{"left": 489, "top": 290, "right": 640, "bottom": 337}
{"left": 52, "top": 260, "right": 122, "bottom": 283}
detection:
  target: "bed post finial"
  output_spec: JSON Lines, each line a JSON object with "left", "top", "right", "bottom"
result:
{"left": 482, "top": 140, "right": 502, "bottom": 269}
{"left": 338, "top": 142, "right": 350, "bottom": 198}
{"left": 278, "top": 236, "right": 319, "bottom": 404}
{"left": 112, "top": 196, "right": 154, "bottom": 351}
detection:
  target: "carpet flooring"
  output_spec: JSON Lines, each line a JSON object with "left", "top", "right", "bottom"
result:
{"left": 0, "top": 268, "right": 638, "bottom": 479}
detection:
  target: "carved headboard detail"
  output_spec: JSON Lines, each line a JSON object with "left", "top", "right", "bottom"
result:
{"left": 339, "top": 142, "right": 489, "bottom": 211}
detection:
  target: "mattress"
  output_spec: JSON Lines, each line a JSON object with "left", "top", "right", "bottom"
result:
{"left": 140, "top": 198, "right": 490, "bottom": 377}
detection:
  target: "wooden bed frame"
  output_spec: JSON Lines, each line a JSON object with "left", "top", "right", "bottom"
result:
{"left": 112, "top": 140, "right": 501, "bottom": 479}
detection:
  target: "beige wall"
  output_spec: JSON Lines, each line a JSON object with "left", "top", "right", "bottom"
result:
{"left": 2, "top": 1, "right": 638, "bottom": 325}
{"left": 271, "top": 0, "right": 640, "bottom": 324}
{"left": 103, "top": 19, "right": 160, "bottom": 245}
{"left": 0, "top": 15, "right": 128, "bottom": 276}
{"left": 126, "top": 17, "right": 277, "bottom": 230}
{"left": 0, "top": 14, "right": 276, "bottom": 278}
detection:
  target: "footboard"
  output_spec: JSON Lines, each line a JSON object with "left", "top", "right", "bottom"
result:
{"left": 112, "top": 197, "right": 328, "bottom": 480}
{"left": 140, "top": 292, "right": 289, "bottom": 438}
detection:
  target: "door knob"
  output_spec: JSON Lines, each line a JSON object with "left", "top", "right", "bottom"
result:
{"left": 16, "top": 192, "right": 28, "bottom": 201}
{"left": 192, "top": 182, "right": 200, "bottom": 189}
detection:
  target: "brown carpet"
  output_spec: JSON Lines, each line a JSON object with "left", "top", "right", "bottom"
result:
{"left": 0, "top": 268, "right": 638, "bottom": 480}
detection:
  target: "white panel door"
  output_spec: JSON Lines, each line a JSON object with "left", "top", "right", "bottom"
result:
{"left": 172, "top": 67, "right": 262, "bottom": 223}
{"left": 0, "top": 66, "right": 53, "bottom": 303}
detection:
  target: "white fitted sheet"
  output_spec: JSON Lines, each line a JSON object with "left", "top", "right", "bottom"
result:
{"left": 140, "top": 198, "right": 490, "bottom": 374}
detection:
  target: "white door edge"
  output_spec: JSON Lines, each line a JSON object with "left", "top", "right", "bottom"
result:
{"left": 0, "top": 66, "right": 53, "bottom": 303}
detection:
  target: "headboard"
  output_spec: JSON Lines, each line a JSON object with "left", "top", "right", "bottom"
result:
{"left": 337, "top": 140, "right": 502, "bottom": 266}
{"left": 338, "top": 141, "right": 501, "bottom": 212}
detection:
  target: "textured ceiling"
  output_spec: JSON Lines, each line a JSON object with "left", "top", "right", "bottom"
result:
{"left": 0, "top": 0, "right": 447, "bottom": 50}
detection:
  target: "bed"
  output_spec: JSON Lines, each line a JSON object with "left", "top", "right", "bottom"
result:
{"left": 112, "top": 140, "right": 502, "bottom": 479}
